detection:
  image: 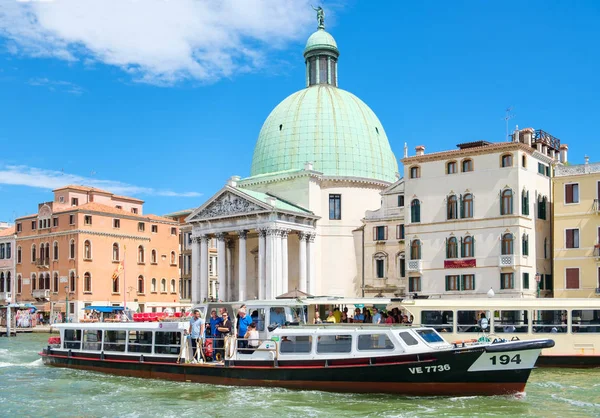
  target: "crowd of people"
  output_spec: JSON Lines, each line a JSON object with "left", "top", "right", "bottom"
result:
{"left": 315, "top": 306, "right": 414, "bottom": 325}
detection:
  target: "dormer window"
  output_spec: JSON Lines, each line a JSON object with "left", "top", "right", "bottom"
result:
{"left": 71, "top": 198, "right": 79, "bottom": 206}
{"left": 132, "top": 208, "right": 138, "bottom": 214}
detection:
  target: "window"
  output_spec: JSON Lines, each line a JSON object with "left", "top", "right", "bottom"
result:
{"left": 462, "top": 236, "right": 474, "bottom": 258}
{"left": 566, "top": 229, "right": 579, "bottom": 249}
{"left": 399, "top": 331, "right": 419, "bottom": 346}
{"left": 170, "top": 279, "right": 176, "bottom": 293}
{"left": 462, "top": 159, "right": 473, "bottom": 172}
{"left": 445, "top": 275, "right": 460, "bottom": 291}
{"left": 116, "top": 205, "right": 122, "bottom": 210}
{"left": 17, "top": 246, "right": 22, "bottom": 264}
{"left": 357, "top": 334, "right": 394, "bottom": 350}
{"left": 171, "top": 227, "right": 177, "bottom": 235}
{"left": 69, "top": 240, "right": 75, "bottom": 259}
{"left": 447, "top": 161, "right": 457, "bottom": 174}
{"left": 17, "top": 275, "right": 22, "bottom": 294}
{"left": 493, "top": 310, "right": 528, "bottom": 334}
{"left": 138, "top": 222, "right": 145, "bottom": 232}
{"left": 446, "top": 237, "right": 458, "bottom": 259}
{"left": 69, "top": 271, "right": 75, "bottom": 292}
{"left": 398, "top": 253, "right": 406, "bottom": 278}
{"left": 522, "top": 155, "right": 527, "bottom": 168}
{"left": 279, "top": 336, "right": 313, "bottom": 354}
{"left": 397, "top": 195, "right": 404, "bottom": 207}
{"left": 84, "top": 215, "right": 92, "bottom": 225}
{"left": 396, "top": 224, "right": 405, "bottom": 240}
{"left": 64, "top": 329, "right": 82, "bottom": 350}
{"left": 155, "top": 331, "right": 182, "bottom": 355}
{"left": 410, "top": 239, "right": 421, "bottom": 260}
{"left": 462, "top": 193, "right": 473, "bottom": 218}
{"left": 317, "top": 335, "right": 352, "bottom": 354}
{"left": 421, "top": 311, "right": 453, "bottom": 332}
{"left": 538, "top": 196, "right": 547, "bottom": 220}
{"left": 523, "top": 272, "right": 530, "bottom": 290}
{"left": 31, "top": 273, "right": 37, "bottom": 291}
{"left": 84, "top": 240, "right": 92, "bottom": 259}
{"left": 31, "top": 244, "right": 36, "bottom": 262}
{"left": 137, "top": 276, "right": 145, "bottom": 294}
{"left": 410, "top": 166, "right": 420, "bottom": 179}
{"left": 374, "top": 226, "right": 387, "bottom": 241}
{"left": 127, "top": 330, "right": 152, "bottom": 353}
{"left": 566, "top": 268, "right": 580, "bottom": 289}
{"left": 53, "top": 217, "right": 58, "bottom": 227}
{"left": 113, "top": 219, "right": 120, "bottom": 228}
{"left": 151, "top": 225, "right": 158, "bottom": 233}
{"left": 522, "top": 234, "right": 529, "bottom": 256}
{"left": 84, "top": 272, "right": 91, "bottom": 293}
{"left": 501, "top": 273, "right": 514, "bottom": 289}
{"left": 522, "top": 190, "right": 529, "bottom": 216}
{"left": 151, "top": 249, "right": 157, "bottom": 264}
{"left": 69, "top": 214, "right": 75, "bottom": 225}
{"left": 17, "top": 223, "right": 22, "bottom": 232}
{"left": 53, "top": 273, "right": 59, "bottom": 292}
{"left": 131, "top": 208, "right": 138, "bottom": 214}
{"left": 565, "top": 184, "right": 579, "bottom": 204}
{"left": 138, "top": 245, "right": 145, "bottom": 263}
{"left": 501, "top": 233, "right": 513, "bottom": 255}
{"left": 447, "top": 195, "right": 458, "bottom": 220}
{"left": 170, "top": 251, "right": 176, "bottom": 265}
{"left": 538, "top": 162, "right": 546, "bottom": 175}
{"left": 102, "top": 330, "right": 126, "bottom": 352}
{"left": 463, "top": 274, "right": 475, "bottom": 290}
{"left": 0, "top": 244, "right": 4, "bottom": 259}
{"left": 571, "top": 310, "right": 600, "bottom": 333}
{"left": 31, "top": 220, "right": 37, "bottom": 230}
{"left": 329, "top": 194, "right": 341, "bottom": 220}
{"left": 160, "top": 278, "right": 167, "bottom": 293}
{"left": 112, "top": 273, "right": 119, "bottom": 293}
{"left": 409, "top": 277, "right": 421, "bottom": 292}
{"left": 501, "top": 189, "right": 513, "bottom": 215}
{"left": 501, "top": 154, "right": 513, "bottom": 167}
{"left": 53, "top": 241, "right": 59, "bottom": 260}
{"left": 532, "top": 310, "right": 567, "bottom": 333}
{"left": 411, "top": 199, "right": 421, "bottom": 223}
{"left": 376, "top": 258, "right": 385, "bottom": 279}
{"left": 112, "top": 243, "right": 119, "bottom": 261}
{"left": 71, "top": 198, "right": 78, "bottom": 206}
{"left": 151, "top": 278, "right": 157, "bottom": 293}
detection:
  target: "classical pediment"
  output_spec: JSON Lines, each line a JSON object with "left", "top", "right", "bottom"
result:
{"left": 187, "top": 189, "right": 268, "bottom": 222}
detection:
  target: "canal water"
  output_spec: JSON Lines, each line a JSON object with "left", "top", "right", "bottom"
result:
{"left": 1, "top": 334, "right": 599, "bottom": 418}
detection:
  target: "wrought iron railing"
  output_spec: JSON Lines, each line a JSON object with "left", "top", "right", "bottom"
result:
{"left": 534, "top": 129, "right": 561, "bottom": 150}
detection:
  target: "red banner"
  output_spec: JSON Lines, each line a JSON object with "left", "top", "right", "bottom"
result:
{"left": 444, "top": 259, "right": 476, "bottom": 269}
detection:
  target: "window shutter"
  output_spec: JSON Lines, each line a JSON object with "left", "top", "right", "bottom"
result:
{"left": 445, "top": 276, "right": 449, "bottom": 291}
{"left": 445, "top": 238, "right": 449, "bottom": 259}
{"left": 566, "top": 268, "right": 579, "bottom": 289}
{"left": 460, "top": 237, "right": 464, "bottom": 258}
{"left": 499, "top": 190, "right": 503, "bottom": 215}
{"left": 373, "top": 227, "right": 377, "bottom": 241}
{"left": 384, "top": 226, "right": 388, "bottom": 240}
{"left": 510, "top": 190, "right": 513, "bottom": 214}
{"left": 566, "top": 230, "right": 573, "bottom": 248}
{"left": 525, "top": 190, "right": 529, "bottom": 215}
{"left": 458, "top": 275, "right": 463, "bottom": 291}
{"left": 523, "top": 272, "right": 529, "bottom": 290}
{"left": 566, "top": 184, "right": 573, "bottom": 204}
{"left": 459, "top": 194, "right": 464, "bottom": 218}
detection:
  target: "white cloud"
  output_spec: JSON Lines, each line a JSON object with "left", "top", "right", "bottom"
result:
{"left": 0, "top": 0, "right": 316, "bottom": 85}
{"left": 28, "top": 76, "right": 84, "bottom": 94}
{"left": 0, "top": 164, "right": 202, "bottom": 198}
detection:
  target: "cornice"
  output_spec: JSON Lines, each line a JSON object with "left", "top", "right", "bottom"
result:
{"left": 16, "top": 229, "right": 151, "bottom": 242}
{"left": 401, "top": 142, "right": 537, "bottom": 165}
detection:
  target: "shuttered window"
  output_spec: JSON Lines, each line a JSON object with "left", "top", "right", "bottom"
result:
{"left": 565, "top": 184, "right": 579, "bottom": 204}
{"left": 566, "top": 229, "right": 579, "bottom": 249}
{"left": 373, "top": 226, "right": 387, "bottom": 241}
{"left": 523, "top": 273, "right": 529, "bottom": 290}
{"left": 566, "top": 268, "right": 579, "bottom": 289}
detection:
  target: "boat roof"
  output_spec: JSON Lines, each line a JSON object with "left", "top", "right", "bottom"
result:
{"left": 54, "top": 322, "right": 187, "bottom": 330}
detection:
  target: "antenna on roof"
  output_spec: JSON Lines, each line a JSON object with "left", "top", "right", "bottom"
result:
{"left": 503, "top": 106, "right": 515, "bottom": 142}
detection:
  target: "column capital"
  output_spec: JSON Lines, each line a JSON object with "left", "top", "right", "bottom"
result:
{"left": 307, "top": 233, "right": 316, "bottom": 243}
{"left": 200, "top": 235, "right": 211, "bottom": 244}
{"left": 237, "top": 230, "right": 248, "bottom": 239}
{"left": 191, "top": 236, "right": 201, "bottom": 244}
{"left": 257, "top": 228, "right": 268, "bottom": 238}
{"left": 215, "top": 233, "right": 227, "bottom": 241}
{"left": 280, "top": 229, "right": 291, "bottom": 238}
{"left": 266, "top": 228, "right": 282, "bottom": 237}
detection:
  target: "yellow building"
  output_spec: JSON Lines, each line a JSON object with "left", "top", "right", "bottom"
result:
{"left": 553, "top": 157, "right": 600, "bottom": 297}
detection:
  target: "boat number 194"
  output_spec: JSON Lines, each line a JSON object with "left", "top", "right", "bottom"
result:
{"left": 489, "top": 354, "right": 522, "bottom": 365}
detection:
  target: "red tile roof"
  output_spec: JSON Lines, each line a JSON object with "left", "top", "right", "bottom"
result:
{"left": 0, "top": 226, "right": 16, "bottom": 237}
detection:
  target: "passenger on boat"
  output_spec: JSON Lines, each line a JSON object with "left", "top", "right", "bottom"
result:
{"left": 209, "top": 309, "right": 222, "bottom": 338}
{"left": 372, "top": 308, "right": 382, "bottom": 324}
{"left": 216, "top": 311, "right": 232, "bottom": 360}
{"left": 325, "top": 311, "right": 336, "bottom": 323}
{"left": 244, "top": 323, "right": 260, "bottom": 354}
{"left": 270, "top": 307, "right": 286, "bottom": 327}
{"left": 313, "top": 311, "right": 322, "bottom": 324}
{"left": 237, "top": 308, "right": 253, "bottom": 351}
{"left": 341, "top": 307, "right": 349, "bottom": 323}
{"left": 188, "top": 309, "right": 205, "bottom": 363}
{"left": 333, "top": 307, "right": 342, "bottom": 323}
{"left": 384, "top": 313, "right": 394, "bottom": 324}
{"left": 353, "top": 308, "right": 364, "bottom": 323}
{"left": 478, "top": 313, "right": 489, "bottom": 332}
{"left": 363, "top": 308, "right": 372, "bottom": 323}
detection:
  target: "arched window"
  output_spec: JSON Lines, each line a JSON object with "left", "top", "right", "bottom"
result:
{"left": 84, "top": 240, "right": 92, "bottom": 259}
{"left": 45, "top": 273, "right": 50, "bottom": 290}
{"left": 522, "top": 155, "right": 527, "bottom": 168}
{"left": 501, "top": 233, "right": 514, "bottom": 255}
{"left": 446, "top": 237, "right": 458, "bottom": 259}
{"left": 151, "top": 249, "right": 157, "bottom": 264}
{"left": 410, "top": 166, "right": 420, "bottom": 179}
{"left": 537, "top": 195, "right": 547, "bottom": 220}
{"left": 462, "top": 193, "right": 473, "bottom": 218}
{"left": 373, "top": 252, "right": 387, "bottom": 278}
{"left": 31, "top": 244, "right": 36, "bottom": 262}
{"left": 17, "top": 246, "right": 22, "bottom": 264}
{"left": 447, "top": 161, "right": 457, "bottom": 174}
{"left": 53, "top": 272, "right": 59, "bottom": 292}
{"left": 112, "top": 273, "right": 119, "bottom": 293}
{"left": 463, "top": 236, "right": 474, "bottom": 258}
{"left": 69, "top": 271, "right": 75, "bottom": 292}
{"left": 6, "top": 272, "right": 11, "bottom": 293}
{"left": 522, "top": 233, "right": 529, "bottom": 256}
{"left": 397, "top": 252, "right": 406, "bottom": 278}
{"left": 410, "top": 240, "right": 422, "bottom": 260}
{"left": 31, "top": 273, "right": 37, "bottom": 291}
{"left": 84, "top": 272, "right": 91, "bottom": 293}
{"left": 137, "top": 275, "right": 145, "bottom": 294}
{"left": 501, "top": 154, "right": 513, "bottom": 167}
{"left": 112, "top": 243, "right": 119, "bottom": 261}
{"left": 0, "top": 273, "right": 4, "bottom": 292}
{"left": 501, "top": 189, "right": 513, "bottom": 215}
{"left": 170, "top": 251, "right": 176, "bottom": 265}
{"left": 411, "top": 199, "right": 421, "bottom": 223}
{"left": 170, "top": 279, "right": 176, "bottom": 293}
{"left": 521, "top": 189, "right": 530, "bottom": 216}
{"left": 69, "top": 239, "right": 75, "bottom": 259}
{"left": 161, "top": 278, "right": 167, "bottom": 293}
{"left": 151, "top": 278, "right": 157, "bottom": 293}
{"left": 17, "top": 275, "right": 22, "bottom": 294}
{"left": 53, "top": 241, "right": 59, "bottom": 260}
{"left": 462, "top": 159, "right": 473, "bottom": 172}
{"left": 138, "top": 245, "right": 145, "bottom": 263}
{"left": 447, "top": 195, "right": 458, "bottom": 220}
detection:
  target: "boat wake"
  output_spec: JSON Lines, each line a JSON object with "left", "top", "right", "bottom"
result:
{"left": 550, "top": 394, "right": 600, "bottom": 410}
{"left": 0, "top": 358, "right": 43, "bottom": 368}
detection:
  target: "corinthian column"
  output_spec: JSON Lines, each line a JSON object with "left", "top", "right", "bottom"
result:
{"left": 238, "top": 230, "right": 247, "bottom": 302}
{"left": 298, "top": 232, "right": 307, "bottom": 293}
{"left": 191, "top": 236, "right": 201, "bottom": 304}
{"left": 258, "top": 229, "right": 266, "bottom": 300}
{"left": 216, "top": 233, "right": 227, "bottom": 301}
{"left": 307, "top": 233, "right": 316, "bottom": 295}
{"left": 281, "top": 229, "right": 289, "bottom": 295}
{"left": 200, "top": 235, "right": 209, "bottom": 303}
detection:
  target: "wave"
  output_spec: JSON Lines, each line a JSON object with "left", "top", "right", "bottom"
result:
{"left": 0, "top": 358, "right": 43, "bottom": 368}
{"left": 551, "top": 394, "right": 600, "bottom": 409}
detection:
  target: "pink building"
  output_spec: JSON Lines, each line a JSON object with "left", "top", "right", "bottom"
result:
{"left": 0, "top": 225, "right": 16, "bottom": 303}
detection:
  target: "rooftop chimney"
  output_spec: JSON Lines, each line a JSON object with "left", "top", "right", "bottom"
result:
{"left": 512, "top": 125, "right": 519, "bottom": 142}
{"left": 227, "top": 175, "right": 241, "bottom": 187}
{"left": 559, "top": 144, "right": 568, "bottom": 164}
{"left": 404, "top": 142, "right": 408, "bottom": 158}
{"left": 415, "top": 145, "right": 425, "bottom": 156}
{"left": 585, "top": 155, "right": 590, "bottom": 165}
{"left": 522, "top": 127, "right": 534, "bottom": 147}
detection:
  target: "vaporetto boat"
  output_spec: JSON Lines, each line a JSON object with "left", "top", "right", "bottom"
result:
{"left": 40, "top": 301, "right": 553, "bottom": 396}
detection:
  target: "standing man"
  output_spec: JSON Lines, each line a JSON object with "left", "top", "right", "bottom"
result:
{"left": 188, "top": 309, "right": 205, "bottom": 363}
{"left": 237, "top": 308, "right": 253, "bottom": 352}
{"left": 372, "top": 308, "right": 382, "bottom": 324}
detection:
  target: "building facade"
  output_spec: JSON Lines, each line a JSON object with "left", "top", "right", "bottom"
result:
{"left": 14, "top": 185, "right": 181, "bottom": 321}
{"left": 359, "top": 179, "right": 406, "bottom": 297}
{"left": 0, "top": 226, "right": 16, "bottom": 303}
{"left": 401, "top": 128, "right": 565, "bottom": 298}
{"left": 553, "top": 157, "right": 600, "bottom": 297}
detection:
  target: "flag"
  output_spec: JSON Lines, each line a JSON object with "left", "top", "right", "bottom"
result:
{"left": 112, "top": 262, "right": 123, "bottom": 281}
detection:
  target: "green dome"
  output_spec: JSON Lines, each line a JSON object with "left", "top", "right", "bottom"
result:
{"left": 250, "top": 85, "right": 398, "bottom": 183}
{"left": 304, "top": 29, "right": 338, "bottom": 55}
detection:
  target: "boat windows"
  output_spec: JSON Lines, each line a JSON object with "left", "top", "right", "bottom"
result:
{"left": 457, "top": 310, "right": 491, "bottom": 333}
{"left": 532, "top": 310, "right": 567, "bottom": 333}
{"left": 154, "top": 331, "right": 182, "bottom": 355}
{"left": 316, "top": 335, "right": 352, "bottom": 354}
{"left": 269, "top": 307, "right": 287, "bottom": 327}
{"left": 357, "top": 334, "right": 395, "bottom": 351}
{"left": 249, "top": 308, "right": 265, "bottom": 331}
{"left": 83, "top": 330, "right": 102, "bottom": 351}
{"left": 103, "top": 330, "right": 126, "bottom": 352}
{"left": 493, "top": 310, "right": 529, "bottom": 333}
{"left": 415, "top": 329, "right": 444, "bottom": 344}
{"left": 279, "top": 335, "right": 312, "bottom": 354}
{"left": 420, "top": 310, "right": 453, "bottom": 332}
{"left": 571, "top": 310, "right": 600, "bottom": 333}
{"left": 398, "top": 331, "right": 419, "bottom": 346}
{"left": 127, "top": 331, "right": 153, "bottom": 353}
{"left": 64, "top": 329, "right": 82, "bottom": 349}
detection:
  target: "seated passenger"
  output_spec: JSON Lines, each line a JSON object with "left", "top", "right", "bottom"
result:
{"left": 244, "top": 323, "right": 260, "bottom": 354}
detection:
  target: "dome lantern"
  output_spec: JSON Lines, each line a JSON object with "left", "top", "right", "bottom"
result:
{"left": 304, "top": 7, "right": 339, "bottom": 88}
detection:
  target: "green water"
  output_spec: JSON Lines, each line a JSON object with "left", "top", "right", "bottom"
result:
{"left": 1, "top": 334, "right": 599, "bottom": 418}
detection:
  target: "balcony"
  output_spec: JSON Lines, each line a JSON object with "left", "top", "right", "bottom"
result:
{"left": 33, "top": 289, "right": 50, "bottom": 300}
{"left": 0, "top": 292, "right": 12, "bottom": 302}
{"left": 35, "top": 258, "right": 50, "bottom": 269}
{"left": 499, "top": 255, "right": 515, "bottom": 268}
{"left": 406, "top": 259, "right": 422, "bottom": 273}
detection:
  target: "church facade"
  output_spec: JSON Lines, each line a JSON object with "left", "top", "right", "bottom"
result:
{"left": 186, "top": 17, "right": 399, "bottom": 303}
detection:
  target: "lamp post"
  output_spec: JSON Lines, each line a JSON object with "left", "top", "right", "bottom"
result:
{"left": 65, "top": 285, "right": 69, "bottom": 323}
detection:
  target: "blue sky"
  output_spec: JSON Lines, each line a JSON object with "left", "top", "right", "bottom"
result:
{"left": 1, "top": 0, "right": 599, "bottom": 222}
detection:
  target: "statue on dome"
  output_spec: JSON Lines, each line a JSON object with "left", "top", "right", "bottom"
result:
{"left": 312, "top": 5, "right": 325, "bottom": 30}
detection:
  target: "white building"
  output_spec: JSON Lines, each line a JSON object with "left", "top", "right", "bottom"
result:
{"left": 186, "top": 15, "right": 399, "bottom": 303}
{"left": 0, "top": 225, "right": 15, "bottom": 303}
{"left": 401, "top": 128, "right": 566, "bottom": 298}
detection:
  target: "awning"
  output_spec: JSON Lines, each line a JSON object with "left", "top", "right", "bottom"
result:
{"left": 83, "top": 306, "right": 124, "bottom": 313}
